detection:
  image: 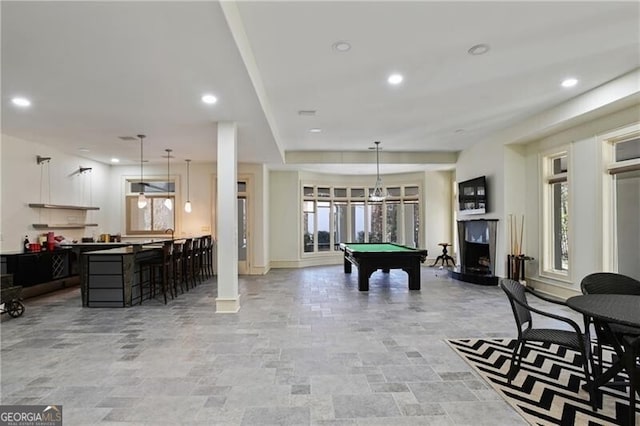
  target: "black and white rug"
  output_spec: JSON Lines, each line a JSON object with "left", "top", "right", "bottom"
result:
{"left": 446, "top": 338, "right": 639, "bottom": 426}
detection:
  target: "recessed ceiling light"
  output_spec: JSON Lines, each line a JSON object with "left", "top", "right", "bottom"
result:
{"left": 468, "top": 44, "right": 490, "bottom": 56}
{"left": 388, "top": 74, "right": 403, "bottom": 85}
{"left": 11, "top": 97, "right": 31, "bottom": 107}
{"left": 561, "top": 78, "right": 578, "bottom": 88}
{"left": 309, "top": 128, "right": 322, "bottom": 133}
{"left": 78, "top": 148, "right": 90, "bottom": 152}
{"left": 111, "top": 158, "right": 120, "bottom": 163}
{"left": 201, "top": 94, "right": 218, "bottom": 104}
{"left": 332, "top": 41, "right": 351, "bottom": 52}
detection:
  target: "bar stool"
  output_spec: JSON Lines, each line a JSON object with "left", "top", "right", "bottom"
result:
{"left": 207, "top": 236, "right": 215, "bottom": 276}
{"left": 201, "top": 235, "right": 213, "bottom": 278}
{"left": 181, "top": 238, "right": 196, "bottom": 290}
{"left": 171, "top": 240, "right": 185, "bottom": 295}
{"left": 159, "top": 242, "right": 174, "bottom": 303}
{"left": 191, "top": 237, "right": 202, "bottom": 286}
{"left": 197, "top": 236, "right": 208, "bottom": 279}
{"left": 138, "top": 242, "right": 173, "bottom": 304}
{"left": 138, "top": 258, "right": 154, "bottom": 304}
{"left": 431, "top": 243, "right": 455, "bottom": 267}
{"left": 197, "top": 235, "right": 207, "bottom": 279}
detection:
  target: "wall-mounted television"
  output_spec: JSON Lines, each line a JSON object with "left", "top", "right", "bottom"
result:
{"left": 458, "top": 176, "right": 488, "bottom": 215}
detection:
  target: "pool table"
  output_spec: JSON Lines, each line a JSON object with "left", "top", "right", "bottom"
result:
{"left": 339, "top": 243, "right": 428, "bottom": 291}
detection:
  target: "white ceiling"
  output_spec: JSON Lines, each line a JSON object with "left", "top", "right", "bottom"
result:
{"left": 2, "top": 1, "right": 639, "bottom": 174}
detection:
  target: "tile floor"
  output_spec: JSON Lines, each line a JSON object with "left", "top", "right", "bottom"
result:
{"left": 0, "top": 266, "right": 580, "bottom": 425}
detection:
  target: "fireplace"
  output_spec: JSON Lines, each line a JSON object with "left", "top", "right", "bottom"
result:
{"left": 464, "top": 242, "right": 491, "bottom": 273}
{"left": 449, "top": 219, "right": 498, "bottom": 285}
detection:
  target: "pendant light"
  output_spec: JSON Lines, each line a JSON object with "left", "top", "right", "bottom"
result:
{"left": 184, "top": 159, "right": 192, "bottom": 213}
{"left": 369, "top": 141, "right": 388, "bottom": 202}
{"left": 137, "top": 134, "right": 147, "bottom": 209}
{"left": 164, "top": 149, "right": 173, "bottom": 210}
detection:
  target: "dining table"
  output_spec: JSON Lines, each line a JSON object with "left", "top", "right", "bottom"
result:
{"left": 566, "top": 294, "right": 640, "bottom": 425}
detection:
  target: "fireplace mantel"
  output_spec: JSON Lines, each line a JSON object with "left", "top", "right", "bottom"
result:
{"left": 449, "top": 219, "right": 499, "bottom": 286}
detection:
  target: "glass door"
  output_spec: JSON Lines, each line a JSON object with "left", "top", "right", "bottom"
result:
{"left": 237, "top": 181, "right": 249, "bottom": 274}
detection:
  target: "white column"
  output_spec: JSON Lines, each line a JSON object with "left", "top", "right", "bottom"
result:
{"left": 216, "top": 121, "right": 240, "bottom": 313}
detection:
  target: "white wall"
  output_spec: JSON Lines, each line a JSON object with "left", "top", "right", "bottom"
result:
{"left": 106, "top": 160, "right": 270, "bottom": 274}
{"left": 503, "top": 144, "right": 527, "bottom": 270}
{"left": 268, "top": 169, "right": 454, "bottom": 267}
{"left": 524, "top": 105, "right": 640, "bottom": 296}
{"left": 423, "top": 171, "right": 454, "bottom": 257}
{"left": 269, "top": 170, "right": 300, "bottom": 264}
{"left": 261, "top": 164, "right": 270, "bottom": 273}
{"left": 455, "top": 69, "right": 640, "bottom": 293}
{"left": 238, "top": 163, "right": 269, "bottom": 274}
{"left": 616, "top": 172, "right": 640, "bottom": 278}
{"left": 1, "top": 134, "right": 110, "bottom": 251}
{"left": 0, "top": 134, "right": 270, "bottom": 274}
{"left": 455, "top": 138, "right": 508, "bottom": 276}
{"left": 105, "top": 160, "right": 215, "bottom": 238}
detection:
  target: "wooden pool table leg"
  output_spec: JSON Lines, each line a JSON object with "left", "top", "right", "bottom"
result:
{"left": 405, "top": 266, "right": 421, "bottom": 290}
{"left": 344, "top": 257, "right": 352, "bottom": 273}
{"left": 358, "top": 267, "right": 372, "bottom": 291}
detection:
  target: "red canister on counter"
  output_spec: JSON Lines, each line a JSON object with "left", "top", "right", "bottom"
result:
{"left": 47, "top": 232, "right": 55, "bottom": 251}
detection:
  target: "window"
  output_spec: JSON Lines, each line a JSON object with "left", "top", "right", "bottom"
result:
{"left": 317, "top": 201, "right": 331, "bottom": 251}
{"left": 334, "top": 202, "right": 348, "bottom": 246}
{"left": 542, "top": 152, "right": 569, "bottom": 276}
{"left": 351, "top": 202, "right": 365, "bottom": 243}
{"left": 303, "top": 201, "right": 315, "bottom": 253}
{"left": 386, "top": 201, "right": 400, "bottom": 243}
{"left": 301, "top": 184, "right": 422, "bottom": 253}
{"left": 605, "top": 131, "right": 640, "bottom": 279}
{"left": 404, "top": 200, "right": 420, "bottom": 248}
{"left": 126, "top": 179, "right": 175, "bottom": 235}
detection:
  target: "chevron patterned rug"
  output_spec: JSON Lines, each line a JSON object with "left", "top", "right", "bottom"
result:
{"left": 446, "top": 338, "right": 639, "bottom": 426}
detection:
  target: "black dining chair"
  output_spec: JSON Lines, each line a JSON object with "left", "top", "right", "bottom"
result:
{"left": 581, "top": 272, "right": 640, "bottom": 420}
{"left": 500, "top": 279, "right": 597, "bottom": 410}
{"left": 621, "top": 334, "right": 640, "bottom": 424}
{"left": 581, "top": 272, "right": 640, "bottom": 373}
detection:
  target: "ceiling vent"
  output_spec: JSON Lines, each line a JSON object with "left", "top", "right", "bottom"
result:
{"left": 298, "top": 110, "right": 316, "bottom": 116}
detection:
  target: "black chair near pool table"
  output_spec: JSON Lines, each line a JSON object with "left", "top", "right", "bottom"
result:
{"left": 500, "top": 279, "right": 598, "bottom": 410}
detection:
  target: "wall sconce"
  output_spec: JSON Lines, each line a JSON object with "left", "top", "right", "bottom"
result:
{"left": 36, "top": 155, "right": 51, "bottom": 164}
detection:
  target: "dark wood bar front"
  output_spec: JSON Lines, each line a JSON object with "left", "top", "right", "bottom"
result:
{"left": 83, "top": 245, "right": 162, "bottom": 307}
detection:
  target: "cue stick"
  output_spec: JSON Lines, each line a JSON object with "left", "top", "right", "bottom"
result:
{"left": 519, "top": 214, "right": 525, "bottom": 256}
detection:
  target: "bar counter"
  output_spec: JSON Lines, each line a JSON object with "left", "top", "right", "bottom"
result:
{"left": 82, "top": 244, "right": 164, "bottom": 307}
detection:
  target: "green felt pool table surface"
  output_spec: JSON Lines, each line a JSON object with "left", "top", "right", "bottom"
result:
{"left": 340, "top": 243, "right": 418, "bottom": 252}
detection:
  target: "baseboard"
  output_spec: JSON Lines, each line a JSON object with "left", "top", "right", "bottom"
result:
{"left": 526, "top": 277, "right": 581, "bottom": 301}
{"left": 248, "top": 265, "right": 270, "bottom": 275}
{"left": 215, "top": 296, "right": 240, "bottom": 313}
{"left": 22, "top": 276, "right": 80, "bottom": 299}
{"left": 270, "top": 258, "right": 438, "bottom": 270}
{"left": 271, "top": 257, "right": 342, "bottom": 269}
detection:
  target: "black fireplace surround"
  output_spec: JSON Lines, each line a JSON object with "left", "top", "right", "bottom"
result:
{"left": 449, "top": 219, "right": 499, "bottom": 285}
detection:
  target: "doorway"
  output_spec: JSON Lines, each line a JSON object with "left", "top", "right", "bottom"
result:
{"left": 237, "top": 180, "right": 250, "bottom": 275}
